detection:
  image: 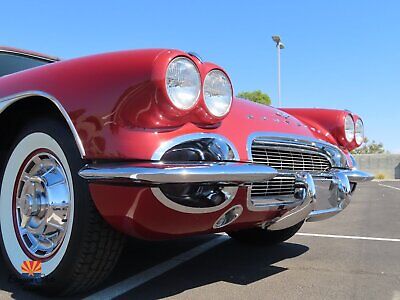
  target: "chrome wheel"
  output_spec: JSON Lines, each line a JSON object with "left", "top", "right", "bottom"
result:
{"left": 1, "top": 124, "right": 124, "bottom": 294}
{"left": 13, "top": 151, "right": 71, "bottom": 259}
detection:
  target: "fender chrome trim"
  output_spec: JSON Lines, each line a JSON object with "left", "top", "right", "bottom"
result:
{"left": 0, "top": 91, "right": 85, "bottom": 157}
{"left": 79, "top": 162, "right": 278, "bottom": 184}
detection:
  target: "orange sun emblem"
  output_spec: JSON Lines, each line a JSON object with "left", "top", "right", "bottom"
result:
{"left": 21, "top": 260, "right": 42, "bottom": 277}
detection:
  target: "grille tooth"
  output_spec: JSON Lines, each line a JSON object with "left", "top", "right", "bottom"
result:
{"left": 250, "top": 139, "right": 332, "bottom": 198}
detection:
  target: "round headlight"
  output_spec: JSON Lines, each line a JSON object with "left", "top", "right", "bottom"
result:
{"left": 203, "top": 70, "right": 233, "bottom": 117}
{"left": 166, "top": 57, "right": 201, "bottom": 110}
{"left": 355, "top": 119, "right": 364, "bottom": 145}
{"left": 344, "top": 115, "right": 355, "bottom": 143}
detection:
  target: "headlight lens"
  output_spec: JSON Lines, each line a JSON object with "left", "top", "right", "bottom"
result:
{"left": 344, "top": 115, "right": 355, "bottom": 142}
{"left": 166, "top": 57, "right": 201, "bottom": 110}
{"left": 355, "top": 119, "right": 364, "bottom": 145}
{"left": 203, "top": 70, "right": 233, "bottom": 117}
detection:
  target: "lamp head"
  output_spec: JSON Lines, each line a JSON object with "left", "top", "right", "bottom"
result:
{"left": 272, "top": 35, "right": 281, "bottom": 43}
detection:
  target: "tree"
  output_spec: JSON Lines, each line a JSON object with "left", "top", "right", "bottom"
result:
{"left": 237, "top": 90, "right": 271, "bottom": 105}
{"left": 352, "top": 138, "right": 386, "bottom": 154}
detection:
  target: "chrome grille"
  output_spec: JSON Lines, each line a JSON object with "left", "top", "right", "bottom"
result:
{"left": 251, "top": 143, "right": 331, "bottom": 172}
{"left": 251, "top": 176, "right": 296, "bottom": 197}
{"left": 250, "top": 138, "right": 332, "bottom": 197}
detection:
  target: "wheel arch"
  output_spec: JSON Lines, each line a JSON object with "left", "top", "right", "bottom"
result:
{"left": 0, "top": 91, "right": 85, "bottom": 163}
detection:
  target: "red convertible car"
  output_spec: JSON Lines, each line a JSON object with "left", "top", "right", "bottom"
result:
{"left": 0, "top": 46, "right": 372, "bottom": 294}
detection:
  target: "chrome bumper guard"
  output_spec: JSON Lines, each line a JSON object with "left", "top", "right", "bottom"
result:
{"left": 306, "top": 169, "right": 374, "bottom": 222}
{"left": 265, "top": 169, "right": 373, "bottom": 230}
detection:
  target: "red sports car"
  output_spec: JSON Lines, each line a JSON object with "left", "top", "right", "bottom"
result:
{"left": 0, "top": 46, "right": 372, "bottom": 295}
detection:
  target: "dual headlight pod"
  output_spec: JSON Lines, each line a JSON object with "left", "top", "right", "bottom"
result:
{"left": 344, "top": 114, "right": 364, "bottom": 146}
{"left": 165, "top": 57, "right": 232, "bottom": 118}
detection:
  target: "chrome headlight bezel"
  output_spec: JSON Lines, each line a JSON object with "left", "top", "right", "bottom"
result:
{"left": 165, "top": 57, "right": 201, "bottom": 111}
{"left": 344, "top": 114, "right": 355, "bottom": 143}
{"left": 355, "top": 119, "right": 364, "bottom": 145}
{"left": 203, "top": 69, "right": 233, "bottom": 117}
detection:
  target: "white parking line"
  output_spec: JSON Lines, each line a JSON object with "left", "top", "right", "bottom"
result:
{"left": 84, "top": 235, "right": 229, "bottom": 300}
{"left": 393, "top": 290, "right": 400, "bottom": 300}
{"left": 86, "top": 230, "right": 399, "bottom": 299}
{"left": 379, "top": 183, "right": 400, "bottom": 191}
{"left": 296, "top": 233, "right": 400, "bottom": 242}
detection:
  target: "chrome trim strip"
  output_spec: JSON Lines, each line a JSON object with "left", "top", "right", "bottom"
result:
{"left": 307, "top": 207, "right": 343, "bottom": 222}
{"left": 0, "top": 49, "right": 58, "bottom": 62}
{"left": 151, "top": 186, "right": 238, "bottom": 214}
{"left": 342, "top": 169, "right": 374, "bottom": 182}
{"left": 246, "top": 132, "right": 349, "bottom": 168}
{"left": 79, "top": 162, "right": 278, "bottom": 184}
{"left": 0, "top": 91, "right": 85, "bottom": 157}
{"left": 310, "top": 169, "right": 374, "bottom": 183}
{"left": 152, "top": 133, "right": 240, "bottom": 161}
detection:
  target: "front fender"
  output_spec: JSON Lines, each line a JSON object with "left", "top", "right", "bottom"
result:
{"left": 0, "top": 49, "right": 345, "bottom": 162}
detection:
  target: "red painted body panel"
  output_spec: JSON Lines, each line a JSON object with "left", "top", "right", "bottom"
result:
{"left": 0, "top": 48, "right": 359, "bottom": 239}
{"left": 282, "top": 108, "right": 362, "bottom": 151}
{"left": 0, "top": 49, "right": 324, "bottom": 162}
{"left": 88, "top": 184, "right": 284, "bottom": 240}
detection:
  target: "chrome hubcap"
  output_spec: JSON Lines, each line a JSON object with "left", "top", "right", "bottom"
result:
{"left": 14, "top": 152, "right": 71, "bottom": 259}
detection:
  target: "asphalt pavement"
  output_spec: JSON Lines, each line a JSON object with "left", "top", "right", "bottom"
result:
{"left": 0, "top": 181, "right": 399, "bottom": 299}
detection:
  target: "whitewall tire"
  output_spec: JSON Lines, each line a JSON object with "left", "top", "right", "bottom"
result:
{"left": 0, "top": 118, "right": 125, "bottom": 295}
{"left": 0, "top": 132, "right": 74, "bottom": 275}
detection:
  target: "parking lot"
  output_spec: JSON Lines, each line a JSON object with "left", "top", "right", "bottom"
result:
{"left": 0, "top": 181, "right": 399, "bottom": 299}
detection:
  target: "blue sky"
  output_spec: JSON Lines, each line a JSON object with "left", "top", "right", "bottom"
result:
{"left": 2, "top": 1, "right": 399, "bottom": 152}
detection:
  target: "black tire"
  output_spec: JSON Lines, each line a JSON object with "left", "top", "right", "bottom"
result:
{"left": 228, "top": 221, "right": 304, "bottom": 246}
{"left": 0, "top": 118, "right": 125, "bottom": 295}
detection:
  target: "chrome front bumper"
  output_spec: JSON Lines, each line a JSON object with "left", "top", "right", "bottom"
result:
{"left": 79, "top": 162, "right": 278, "bottom": 185}
{"left": 79, "top": 162, "right": 373, "bottom": 230}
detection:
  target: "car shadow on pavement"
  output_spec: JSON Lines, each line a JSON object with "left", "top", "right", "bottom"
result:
{"left": 116, "top": 238, "right": 309, "bottom": 299}
{"left": 0, "top": 235, "right": 308, "bottom": 299}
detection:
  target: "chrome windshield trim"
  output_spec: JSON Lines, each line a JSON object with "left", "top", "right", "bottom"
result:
{"left": 152, "top": 133, "right": 240, "bottom": 161}
{"left": 247, "top": 132, "right": 349, "bottom": 168}
{"left": 0, "top": 49, "right": 58, "bottom": 62}
{"left": 0, "top": 91, "right": 85, "bottom": 157}
{"left": 79, "top": 162, "right": 278, "bottom": 184}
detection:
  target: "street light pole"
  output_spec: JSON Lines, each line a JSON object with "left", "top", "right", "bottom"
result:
{"left": 272, "top": 36, "right": 285, "bottom": 107}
